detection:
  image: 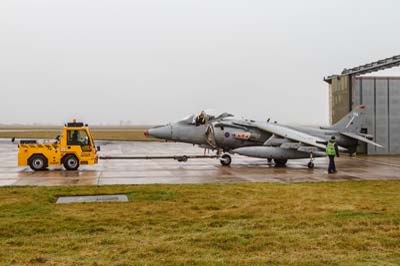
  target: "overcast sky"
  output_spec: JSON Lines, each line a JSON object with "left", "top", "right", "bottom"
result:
{"left": 1, "top": 0, "right": 400, "bottom": 125}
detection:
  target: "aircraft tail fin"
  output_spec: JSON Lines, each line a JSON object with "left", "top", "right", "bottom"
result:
{"left": 330, "top": 105, "right": 384, "bottom": 148}
{"left": 329, "top": 105, "right": 366, "bottom": 133}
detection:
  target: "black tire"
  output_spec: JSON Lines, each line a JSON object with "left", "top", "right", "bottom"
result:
{"left": 274, "top": 159, "right": 287, "bottom": 167}
{"left": 220, "top": 154, "right": 232, "bottom": 166}
{"left": 267, "top": 158, "right": 273, "bottom": 163}
{"left": 307, "top": 162, "right": 314, "bottom": 169}
{"left": 63, "top": 154, "right": 80, "bottom": 171}
{"left": 177, "top": 156, "right": 188, "bottom": 162}
{"left": 29, "top": 154, "right": 47, "bottom": 171}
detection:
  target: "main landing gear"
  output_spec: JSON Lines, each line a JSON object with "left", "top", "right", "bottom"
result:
{"left": 273, "top": 159, "right": 288, "bottom": 167}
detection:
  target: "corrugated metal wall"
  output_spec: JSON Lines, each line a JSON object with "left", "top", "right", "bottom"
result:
{"left": 329, "top": 76, "right": 351, "bottom": 124}
{"left": 354, "top": 77, "right": 400, "bottom": 154}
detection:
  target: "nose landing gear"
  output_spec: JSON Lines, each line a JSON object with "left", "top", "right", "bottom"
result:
{"left": 220, "top": 154, "right": 232, "bottom": 166}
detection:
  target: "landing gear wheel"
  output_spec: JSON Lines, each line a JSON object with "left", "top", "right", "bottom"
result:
{"left": 63, "top": 155, "right": 80, "bottom": 171}
{"left": 267, "top": 158, "right": 273, "bottom": 163}
{"left": 29, "top": 155, "right": 47, "bottom": 171}
{"left": 274, "top": 159, "right": 287, "bottom": 167}
{"left": 220, "top": 154, "right": 232, "bottom": 166}
{"left": 177, "top": 155, "right": 188, "bottom": 162}
{"left": 307, "top": 162, "right": 314, "bottom": 169}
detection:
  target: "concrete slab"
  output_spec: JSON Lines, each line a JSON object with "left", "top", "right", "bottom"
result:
{"left": 1, "top": 139, "right": 400, "bottom": 186}
{"left": 56, "top": 194, "right": 128, "bottom": 204}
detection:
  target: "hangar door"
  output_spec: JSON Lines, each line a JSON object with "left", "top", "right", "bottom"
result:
{"left": 353, "top": 77, "right": 400, "bottom": 155}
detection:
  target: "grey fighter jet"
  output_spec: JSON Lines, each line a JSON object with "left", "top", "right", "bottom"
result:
{"left": 145, "top": 105, "right": 382, "bottom": 168}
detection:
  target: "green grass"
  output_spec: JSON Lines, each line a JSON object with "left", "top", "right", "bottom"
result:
{"left": 1, "top": 181, "right": 400, "bottom": 265}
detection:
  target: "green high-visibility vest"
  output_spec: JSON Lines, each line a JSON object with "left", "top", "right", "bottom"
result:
{"left": 326, "top": 142, "right": 336, "bottom": 156}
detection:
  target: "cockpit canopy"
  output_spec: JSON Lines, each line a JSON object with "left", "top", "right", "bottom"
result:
{"left": 177, "top": 111, "right": 234, "bottom": 125}
{"left": 177, "top": 114, "right": 195, "bottom": 125}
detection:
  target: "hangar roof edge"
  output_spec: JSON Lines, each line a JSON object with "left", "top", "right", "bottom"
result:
{"left": 324, "top": 54, "right": 400, "bottom": 83}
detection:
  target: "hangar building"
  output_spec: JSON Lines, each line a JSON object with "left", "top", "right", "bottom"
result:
{"left": 325, "top": 55, "right": 400, "bottom": 155}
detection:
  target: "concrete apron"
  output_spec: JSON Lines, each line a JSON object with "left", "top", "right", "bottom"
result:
{"left": 1, "top": 139, "right": 400, "bottom": 186}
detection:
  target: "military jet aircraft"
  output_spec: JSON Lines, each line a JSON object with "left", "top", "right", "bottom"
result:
{"left": 144, "top": 105, "right": 383, "bottom": 168}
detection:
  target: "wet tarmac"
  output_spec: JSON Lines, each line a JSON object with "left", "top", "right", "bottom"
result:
{"left": 1, "top": 139, "right": 400, "bottom": 186}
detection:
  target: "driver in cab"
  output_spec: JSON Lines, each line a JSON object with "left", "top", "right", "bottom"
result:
{"left": 69, "top": 131, "right": 89, "bottom": 146}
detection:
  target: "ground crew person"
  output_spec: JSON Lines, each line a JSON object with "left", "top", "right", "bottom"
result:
{"left": 326, "top": 136, "right": 340, "bottom": 173}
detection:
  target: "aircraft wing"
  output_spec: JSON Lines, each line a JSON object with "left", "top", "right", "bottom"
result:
{"left": 253, "top": 122, "right": 328, "bottom": 150}
{"left": 340, "top": 132, "right": 384, "bottom": 148}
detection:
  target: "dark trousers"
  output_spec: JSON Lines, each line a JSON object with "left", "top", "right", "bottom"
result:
{"left": 328, "top": 155, "right": 336, "bottom": 173}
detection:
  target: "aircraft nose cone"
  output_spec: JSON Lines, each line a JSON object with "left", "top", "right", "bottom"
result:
{"left": 147, "top": 124, "right": 172, "bottom": 140}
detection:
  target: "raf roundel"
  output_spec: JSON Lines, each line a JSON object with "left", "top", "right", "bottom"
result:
{"left": 224, "top": 132, "right": 230, "bottom": 138}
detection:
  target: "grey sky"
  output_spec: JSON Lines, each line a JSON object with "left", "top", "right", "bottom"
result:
{"left": 1, "top": 0, "right": 400, "bottom": 125}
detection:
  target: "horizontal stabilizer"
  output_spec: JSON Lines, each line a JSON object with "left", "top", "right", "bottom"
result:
{"left": 340, "top": 132, "right": 384, "bottom": 148}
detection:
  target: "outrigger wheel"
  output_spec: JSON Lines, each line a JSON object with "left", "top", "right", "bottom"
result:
{"left": 220, "top": 154, "right": 232, "bottom": 166}
{"left": 308, "top": 152, "right": 315, "bottom": 169}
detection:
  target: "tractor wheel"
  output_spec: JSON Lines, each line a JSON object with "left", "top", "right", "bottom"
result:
{"left": 29, "top": 154, "right": 47, "bottom": 171}
{"left": 63, "top": 154, "right": 80, "bottom": 171}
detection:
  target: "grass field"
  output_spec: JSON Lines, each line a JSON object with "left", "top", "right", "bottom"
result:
{"left": 0, "top": 127, "right": 158, "bottom": 141}
{"left": 1, "top": 181, "right": 400, "bottom": 265}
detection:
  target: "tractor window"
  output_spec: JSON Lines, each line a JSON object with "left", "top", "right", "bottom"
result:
{"left": 67, "top": 130, "right": 90, "bottom": 146}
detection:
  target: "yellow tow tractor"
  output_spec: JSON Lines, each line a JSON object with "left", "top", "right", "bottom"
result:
{"left": 16, "top": 120, "right": 99, "bottom": 171}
